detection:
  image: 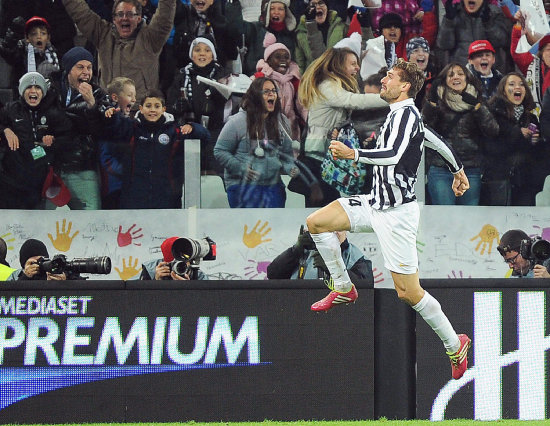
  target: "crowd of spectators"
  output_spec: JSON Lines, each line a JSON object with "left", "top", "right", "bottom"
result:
{"left": 0, "top": 0, "right": 549, "bottom": 209}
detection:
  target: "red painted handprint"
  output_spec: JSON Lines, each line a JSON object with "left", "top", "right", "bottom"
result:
{"left": 117, "top": 224, "right": 143, "bottom": 247}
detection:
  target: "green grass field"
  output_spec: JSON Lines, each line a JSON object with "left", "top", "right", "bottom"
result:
{"left": 5, "top": 421, "right": 550, "bottom": 426}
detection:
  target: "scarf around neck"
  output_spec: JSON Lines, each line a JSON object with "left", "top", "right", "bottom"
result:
{"left": 438, "top": 83, "right": 479, "bottom": 112}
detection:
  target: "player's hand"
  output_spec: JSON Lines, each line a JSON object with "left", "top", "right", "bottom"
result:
{"left": 452, "top": 169, "right": 469, "bottom": 197}
{"left": 533, "top": 264, "right": 550, "bottom": 278}
{"left": 4, "top": 128, "right": 19, "bottom": 150}
{"left": 329, "top": 140, "right": 355, "bottom": 160}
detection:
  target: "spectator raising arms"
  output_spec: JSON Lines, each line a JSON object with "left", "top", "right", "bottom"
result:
{"left": 61, "top": 0, "right": 176, "bottom": 104}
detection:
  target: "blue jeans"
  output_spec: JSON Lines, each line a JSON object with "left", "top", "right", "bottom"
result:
{"left": 427, "top": 166, "right": 481, "bottom": 205}
{"left": 226, "top": 183, "right": 286, "bottom": 208}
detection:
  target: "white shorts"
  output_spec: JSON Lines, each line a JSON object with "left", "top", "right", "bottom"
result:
{"left": 338, "top": 195, "right": 420, "bottom": 274}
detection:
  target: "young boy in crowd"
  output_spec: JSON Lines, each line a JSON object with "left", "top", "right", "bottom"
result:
{"left": 0, "top": 16, "right": 60, "bottom": 97}
{"left": 99, "top": 77, "right": 137, "bottom": 209}
{"left": 0, "top": 71, "right": 72, "bottom": 209}
{"left": 466, "top": 39, "right": 503, "bottom": 101}
{"left": 103, "top": 89, "right": 210, "bottom": 209}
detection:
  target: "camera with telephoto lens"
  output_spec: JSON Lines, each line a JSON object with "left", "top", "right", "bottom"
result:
{"left": 168, "top": 237, "right": 216, "bottom": 279}
{"left": 37, "top": 254, "right": 112, "bottom": 278}
{"left": 519, "top": 237, "right": 550, "bottom": 265}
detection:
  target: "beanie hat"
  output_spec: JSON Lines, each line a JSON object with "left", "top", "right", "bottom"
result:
{"left": 334, "top": 32, "right": 362, "bottom": 59}
{"left": 497, "top": 229, "right": 529, "bottom": 255}
{"left": 189, "top": 36, "right": 217, "bottom": 61}
{"left": 19, "top": 239, "right": 49, "bottom": 268}
{"left": 263, "top": 32, "right": 290, "bottom": 61}
{"left": 18, "top": 71, "right": 48, "bottom": 97}
{"left": 62, "top": 47, "right": 94, "bottom": 73}
{"left": 161, "top": 237, "right": 179, "bottom": 262}
{"left": 406, "top": 37, "right": 430, "bottom": 57}
{"left": 264, "top": 0, "right": 297, "bottom": 32}
{"left": 468, "top": 39, "right": 495, "bottom": 58}
{"left": 25, "top": 16, "right": 50, "bottom": 36}
{"left": 378, "top": 12, "right": 403, "bottom": 32}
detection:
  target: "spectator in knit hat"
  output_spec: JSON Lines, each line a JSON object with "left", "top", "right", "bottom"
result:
{"left": 7, "top": 238, "right": 67, "bottom": 281}
{"left": 0, "top": 72, "right": 73, "bottom": 210}
{"left": 466, "top": 39, "right": 503, "bottom": 101}
{"left": 255, "top": 32, "right": 307, "bottom": 143}
{"left": 47, "top": 46, "right": 111, "bottom": 210}
{"left": 436, "top": 0, "right": 510, "bottom": 73}
{"left": 511, "top": 9, "right": 550, "bottom": 117}
{"left": 138, "top": 236, "right": 208, "bottom": 280}
{"left": 226, "top": 0, "right": 297, "bottom": 75}
{"left": 61, "top": 0, "right": 176, "bottom": 103}
{"left": 0, "top": 16, "right": 61, "bottom": 98}
{"left": 360, "top": 12, "right": 407, "bottom": 81}
{"left": 406, "top": 36, "right": 437, "bottom": 108}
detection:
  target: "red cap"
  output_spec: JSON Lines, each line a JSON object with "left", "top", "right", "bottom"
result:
{"left": 161, "top": 237, "right": 179, "bottom": 262}
{"left": 25, "top": 16, "right": 50, "bottom": 36}
{"left": 468, "top": 40, "right": 495, "bottom": 58}
{"left": 41, "top": 167, "right": 71, "bottom": 207}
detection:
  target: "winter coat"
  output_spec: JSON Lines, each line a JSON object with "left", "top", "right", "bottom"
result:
{"left": 422, "top": 88, "right": 499, "bottom": 169}
{"left": 214, "top": 110, "right": 297, "bottom": 188}
{"left": 104, "top": 111, "right": 210, "bottom": 209}
{"left": 484, "top": 96, "right": 538, "bottom": 181}
{"left": 436, "top": 3, "right": 510, "bottom": 68}
{"left": 173, "top": 2, "right": 238, "bottom": 68}
{"left": 266, "top": 238, "right": 373, "bottom": 284}
{"left": 61, "top": 0, "right": 176, "bottom": 102}
{"left": 0, "top": 92, "right": 73, "bottom": 208}
{"left": 49, "top": 75, "right": 111, "bottom": 172}
{"left": 294, "top": 11, "right": 346, "bottom": 75}
{"left": 466, "top": 63, "right": 504, "bottom": 101}
{"left": 303, "top": 79, "right": 388, "bottom": 161}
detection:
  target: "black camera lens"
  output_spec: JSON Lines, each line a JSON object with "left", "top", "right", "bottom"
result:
{"left": 532, "top": 239, "right": 550, "bottom": 262}
{"left": 67, "top": 256, "right": 112, "bottom": 274}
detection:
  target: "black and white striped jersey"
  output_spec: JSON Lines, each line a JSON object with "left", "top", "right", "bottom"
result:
{"left": 353, "top": 98, "right": 463, "bottom": 210}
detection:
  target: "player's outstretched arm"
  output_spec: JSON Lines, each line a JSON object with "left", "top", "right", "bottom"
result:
{"left": 452, "top": 169, "right": 469, "bottom": 197}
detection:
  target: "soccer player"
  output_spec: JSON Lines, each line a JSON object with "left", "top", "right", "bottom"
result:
{"left": 305, "top": 59, "right": 472, "bottom": 380}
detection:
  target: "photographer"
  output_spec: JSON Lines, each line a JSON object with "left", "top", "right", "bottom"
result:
{"left": 139, "top": 236, "right": 208, "bottom": 281}
{"left": 266, "top": 226, "right": 374, "bottom": 285}
{"left": 497, "top": 230, "right": 550, "bottom": 278}
{"left": 7, "top": 239, "right": 67, "bottom": 280}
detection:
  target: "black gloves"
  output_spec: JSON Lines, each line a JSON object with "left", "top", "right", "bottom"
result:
{"left": 305, "top": 4, "right": 316, "bottom": 22}
{"left": 444, "top": 0, "right": 458, "bottom": 20}
{"left": 294, "top": 228, "right": 315, "bottom": 254}
{"left": 427, "top": 79, "right": 440, "bottom": 104}
{"left": 311, "top": 251, "right": 328, "bottom": 273}
{"left": 461, "top": 91, "right": 480, "bottom": 107}
{"left": 480, "top": 2, "right": 491, "bottom": 22}
{"left": 355, "top": 7, "right": 371, "bottom": 27}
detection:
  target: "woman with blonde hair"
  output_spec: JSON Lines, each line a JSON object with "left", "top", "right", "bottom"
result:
{"left": 298, "top": 33, "right": 387, "bottom": 206}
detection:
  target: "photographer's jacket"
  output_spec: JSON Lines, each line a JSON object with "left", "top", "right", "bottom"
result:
{"left": 0, "top": 91, "right": 72, "bottom": 208}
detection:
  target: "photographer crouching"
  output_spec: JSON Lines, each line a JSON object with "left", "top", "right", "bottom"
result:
{"left": 7, "top": 238, "right": 111, "bottom": 280}
{"left": 497, "top": 230, "right": 550, "bottom": 278}
{"left": 139, "top": 236, "right": 214, "bottom": 280}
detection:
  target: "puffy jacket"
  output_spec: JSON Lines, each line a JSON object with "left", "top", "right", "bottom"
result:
{"left": 0, "top": 92, "right": 73, "bottom": 207}
{"left": 105, "top": 111, "right": 210, "bottom": 209}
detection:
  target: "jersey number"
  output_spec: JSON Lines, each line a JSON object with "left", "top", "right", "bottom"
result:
{"left": 348, "top": 198, "right": 362, "bottom": 207}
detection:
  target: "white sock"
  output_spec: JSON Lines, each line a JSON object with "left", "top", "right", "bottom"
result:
{"left": 412, "top": 291, "right": 460, "bottom": 353}
{"left": 311, "top": 232, "right": 352, "bottom": 293}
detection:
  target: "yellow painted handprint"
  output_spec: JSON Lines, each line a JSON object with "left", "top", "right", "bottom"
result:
{"left": 1, "top": 232, "right": 15, "bottom": 251}
{"left": 48, "top": 219, "right": 79, "bottom": 252}
{"left": 243, "top": 220, "right": 272, "bottom": 248}
{"left": 470, "top": 224, "right": 499, "bottom": 255}
{"left": 115, "top": 256, "right": 140, "bottom": 280}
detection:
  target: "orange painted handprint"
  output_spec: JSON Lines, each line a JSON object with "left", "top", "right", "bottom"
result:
{"left": 114, "top": 256, "right": 141, "bottom": 280}
{"left": 470, "top": 224, "right": 499, "bottom": 255}
{"left": 243, "top": 220, "right": 272, "bottom": 248}
{"left": 48, "top": 219, "right": 79, "bottom": 252}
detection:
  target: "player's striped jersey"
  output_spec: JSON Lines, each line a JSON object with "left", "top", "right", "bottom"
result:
{"left": 353, "top": 98, "right": 462, "bottom": 210}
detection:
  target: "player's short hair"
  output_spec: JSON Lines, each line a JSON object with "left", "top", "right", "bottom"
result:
{"left": 392, "top": 58, "right": 425, "bottom": 98}
{"left": 106, "top": 76, "right": 135, "bottom": 96}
